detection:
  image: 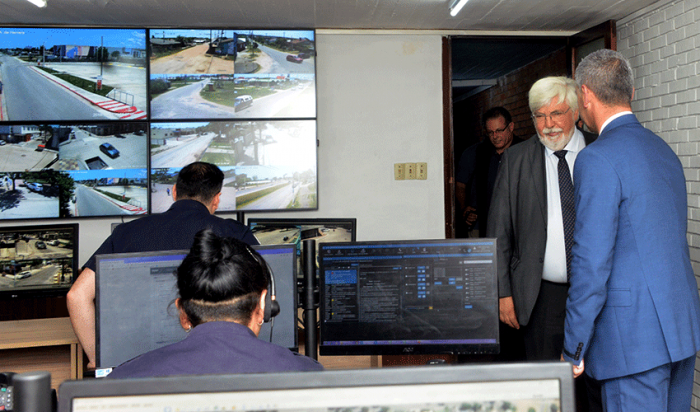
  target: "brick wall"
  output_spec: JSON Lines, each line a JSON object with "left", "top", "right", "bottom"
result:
{"left": 452, "top": 48, "right": 568, "bottom": 160}
{"left": 617, "top": 1, "right": 700, "bottom": 410}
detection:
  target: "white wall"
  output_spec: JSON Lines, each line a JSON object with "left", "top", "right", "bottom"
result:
{"left": 0, "top": 32, "right": 447, "bottom": 266}
{"left": 248, "top": 33, "right": 446, "bottom": 242}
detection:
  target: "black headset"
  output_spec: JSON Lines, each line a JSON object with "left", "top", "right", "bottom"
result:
{"left": 259, "top": 251, "right": 280, "bottom": 323}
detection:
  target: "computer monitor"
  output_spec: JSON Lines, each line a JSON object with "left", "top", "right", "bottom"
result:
{"left": 248, "top": 217, "right": 356, "bottom": 278}
{"left": 58, "top": 362, "right": 575, "bottom": 412}
{"left": 94, "top": 244, "right": 297, "bottom": 371}
{"left": 318, "top": 238, "right": 499, "bottom": 356}
{"left": 0, "top": 223, "right": 79, "bottom": 299}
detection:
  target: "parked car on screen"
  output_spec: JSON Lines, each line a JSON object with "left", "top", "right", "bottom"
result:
{"left": 100, "top": 142, "right": 120, "bottom": 159}
{"left": 26, "top": 182, "right": 43, "bottom": 192}
{"left": 35, "top": 241, "right": 46, "bottom": 249}
{"left": 16, "top": 271, "right": 32, "bottom": 279}
{"left": 234, "top": 95, "right": 253, "bottom": 112}
{"left": 286, "top": 54, "right": 303, "bottom": 63}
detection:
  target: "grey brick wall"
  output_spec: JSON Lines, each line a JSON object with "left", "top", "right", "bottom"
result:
{"left": 618, "top": 1, "right": 700, "bottom": 410}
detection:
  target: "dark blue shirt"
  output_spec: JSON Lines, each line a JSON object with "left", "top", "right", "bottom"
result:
{"left": 84, "top": 199, "right": 258, "bottom": 271}
{"left": 107, "top": 321, "right": 324, "bottom": 378}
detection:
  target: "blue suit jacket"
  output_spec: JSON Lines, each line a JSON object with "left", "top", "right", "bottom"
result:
{"left": 562, "top": 114, "right": 700, "bottom": 380}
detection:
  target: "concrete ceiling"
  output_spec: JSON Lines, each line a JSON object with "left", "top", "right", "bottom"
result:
{"left": 0, "top": 0, "right": 662, "bottom": 32}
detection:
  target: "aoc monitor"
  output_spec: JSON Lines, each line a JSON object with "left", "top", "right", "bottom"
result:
{"left": 0, "top": 223, "right": 79, "bottom": 298}
{"left": 94, "top": 244, "right": 297, "bottom": 371}
{"left": 58, "top": 362, "right": 575, "bottom": 412}
{"left": 318, "top": 238, "right": 499, "bottom": 356}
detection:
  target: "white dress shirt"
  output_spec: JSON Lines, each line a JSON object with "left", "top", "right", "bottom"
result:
{"left": 541, "top": 128, "right": 586, "bottom": 283}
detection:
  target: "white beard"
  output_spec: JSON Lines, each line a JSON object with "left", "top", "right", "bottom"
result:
{"left": 537, "top": 127, "right": 574, "bottom": 151}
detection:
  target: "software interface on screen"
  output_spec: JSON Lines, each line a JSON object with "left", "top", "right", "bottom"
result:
{"left": 319, "top": 239, "right": 498, "bottom": 355}
{"left": 68, "top": 378, "right": 564, "bottom": 412}
{"left": 95, "top": 245, "right": 297, "bottom": 370}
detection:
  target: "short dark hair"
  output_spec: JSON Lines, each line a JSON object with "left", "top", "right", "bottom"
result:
{"left": 177, "top": 229, "right": 270, "bottom": 326}
{"left": 175, "top": 162, "right": 224, "bottom": 204}
{"left": 482, "top": 107, "right": 513, "bottom": 129}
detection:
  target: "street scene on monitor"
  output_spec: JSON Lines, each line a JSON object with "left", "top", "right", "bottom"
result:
{"left": 0, "top": 27, "right": 147, "bottom": 122}
{"left": 0, "top": 227, "right": 75, "bottom": 292}
{"left": 149, "top": 29, "right": 315, "bottom": 119}
{"left": 150, "top": 120, "right": 317, "bottom": 212}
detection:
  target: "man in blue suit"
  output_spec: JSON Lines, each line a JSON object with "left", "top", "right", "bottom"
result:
{"left": 562, "top": 49, "right": 700, "bottom": 411}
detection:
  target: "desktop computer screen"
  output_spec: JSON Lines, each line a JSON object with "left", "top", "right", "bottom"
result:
{"left": 319, "top": 238, "right": 499, "bottom": 356}
{"left": 58, "top": 362, "right": 575, "bottom": 412}
{"left": 94, "top": 244, "right": 297, "bottom": 371}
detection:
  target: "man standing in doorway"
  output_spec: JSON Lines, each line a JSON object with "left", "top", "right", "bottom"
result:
{"left": 563, "top": 49, "right": 700, "bottom": 412}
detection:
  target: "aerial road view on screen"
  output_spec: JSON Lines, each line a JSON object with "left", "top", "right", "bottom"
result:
{"left": 0, "top": 229, "right": 74, "bottom": 290}
{"left": 149, "top": 29, "right": 315, "bottom": 120}
{"left": 64, "top": 168, "right": 147, "bottom": 217}
{"left": 0, "top": 27, "right": 147, "bottom": 122}
{"left": 150, "top": 120, "right": 317, "bottom": 213}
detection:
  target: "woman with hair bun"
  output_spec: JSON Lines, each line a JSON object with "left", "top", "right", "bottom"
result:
{"left": 108, "top": 229, "right": 323, "bottom": 378}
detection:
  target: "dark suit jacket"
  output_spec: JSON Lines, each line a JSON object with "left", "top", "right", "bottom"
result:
{"left": 486, "top": 131, "right": 594, "bottom": 326}
{"left": 473, "top": 136, "right": 523, "bottom": 234}
{"left": 562, "top": 114, "right": 700, "bottom": 380}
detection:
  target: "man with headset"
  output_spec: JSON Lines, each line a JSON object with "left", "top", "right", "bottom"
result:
{"left": 67, "top": 162, "right": 259, "bottom": 368}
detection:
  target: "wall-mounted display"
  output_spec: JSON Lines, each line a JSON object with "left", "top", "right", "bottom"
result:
{"left": 0, "top": 27, "right": 316, "bottom": 220}
{"left": 151, "top": 119, "right": 317, "bottom": 213}
{"left": 149, "top": 29, "right": 315, "bottom": 120}
{"left": 0, "top": 27, "right": 148, "bottom": 122}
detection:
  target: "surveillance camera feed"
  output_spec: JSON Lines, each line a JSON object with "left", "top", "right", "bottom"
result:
{"left": 0, "top": 27, "right": 147, "bottom": 122}
{"left": 0, "top": 123, "right": 148, "bottom": 219}
{"left": 149, "top": 29, "right": 315, "bottom": 120}
{"left": 150, "top": 119, "right": 317, "bottom": 213}
{"left": 0, "top": 223, "right": 78, "bottom": 298}
{"left": 0, "top": 27, "right": 316, "bottom": 219}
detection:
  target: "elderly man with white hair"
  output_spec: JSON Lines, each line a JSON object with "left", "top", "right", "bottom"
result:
{"left": 487, "top": 75, "right": 600, "bottom": 410}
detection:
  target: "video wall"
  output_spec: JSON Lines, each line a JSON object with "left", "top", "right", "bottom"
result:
{"left": 0, "top": 27, "right": 317, "bottom": 219}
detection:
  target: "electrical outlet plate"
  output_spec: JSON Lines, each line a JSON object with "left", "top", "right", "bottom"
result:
{"left": 394, "top": 163, "right": 405, "bottom": 180}
{"left": 406, "top": 163, "right": 416, "bottom": 179}
{"left": 417, "top": 162, "right": 427, "bottom": 180}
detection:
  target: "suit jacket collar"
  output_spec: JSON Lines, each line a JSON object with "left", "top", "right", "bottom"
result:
{"left": 600, "top": 113, "right": 637, "bottom": 137}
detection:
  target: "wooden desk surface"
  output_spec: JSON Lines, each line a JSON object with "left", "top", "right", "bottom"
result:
{"left": 0, "top": 317, "right": 79, "bottom": 350}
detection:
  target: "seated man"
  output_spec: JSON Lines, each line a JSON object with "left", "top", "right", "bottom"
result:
{"left": 67, "top": 161, "right": 258, "bottom": 368}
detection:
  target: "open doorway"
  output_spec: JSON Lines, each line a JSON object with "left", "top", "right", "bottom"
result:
{"left": 443, "top": 21, "right": 616, "bottom": 238}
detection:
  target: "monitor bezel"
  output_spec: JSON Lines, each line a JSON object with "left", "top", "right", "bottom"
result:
{"left": 0, "top": 222, "right": 79, "bottom": 299}
{"left": 58, "top": 362, "right": 575, "bottom": 412}
{"left": 318, "top": 238, "right": 499, "bottom": 356}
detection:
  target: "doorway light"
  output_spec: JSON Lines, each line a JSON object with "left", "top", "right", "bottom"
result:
{"left": 449, "top": 0, "right": 469, "bottom": 17}
{"left": 26, "top": 0, "right": 47, "bottom": 7}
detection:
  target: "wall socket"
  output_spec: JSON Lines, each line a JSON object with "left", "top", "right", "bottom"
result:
{"left": 394, "top": 163, "right": 405, "bottom": 180}
{"left": 406, "top": 163, "right": 416, "bottom": 179}
{"left": 394, "top": 162, "right": 427, "bottom": 180}
{"left": 417, "top": 162, "right": 427, "bottom": 180}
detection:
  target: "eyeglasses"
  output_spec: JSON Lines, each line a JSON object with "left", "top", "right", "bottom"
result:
{"left": 532, "top": 108, "right": 571, "bottom": 124}
{"left": 486, "top": 125, "right": 510, "bottom": 137}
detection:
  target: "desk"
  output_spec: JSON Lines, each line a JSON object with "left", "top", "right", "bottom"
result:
{"left": 0, "top": 317, "right": 83, "bottom": 390}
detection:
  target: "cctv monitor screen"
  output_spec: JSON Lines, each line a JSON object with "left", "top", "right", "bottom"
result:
{"left": 149, "top": 119, "right": 317, "bottom": 213}
{"left": 0, "top": 27, "right": 147, "bottom": 122}
{"left": 248, "top": 217, "right": 356, "bottom": 278}
{"left": 95, "top": 244, "right": 297, "bottom": 371}
{"left": 59, "top": 362, "right": 575, "bottom": 412}
{"left": 0, "top": 223, "right": 78, "bottom": 298}
{"left": 319, "top": 238, "right": 499, "bottom": 356}
{"left": 148, "top": 29, "right": 315, "bottom": 120}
